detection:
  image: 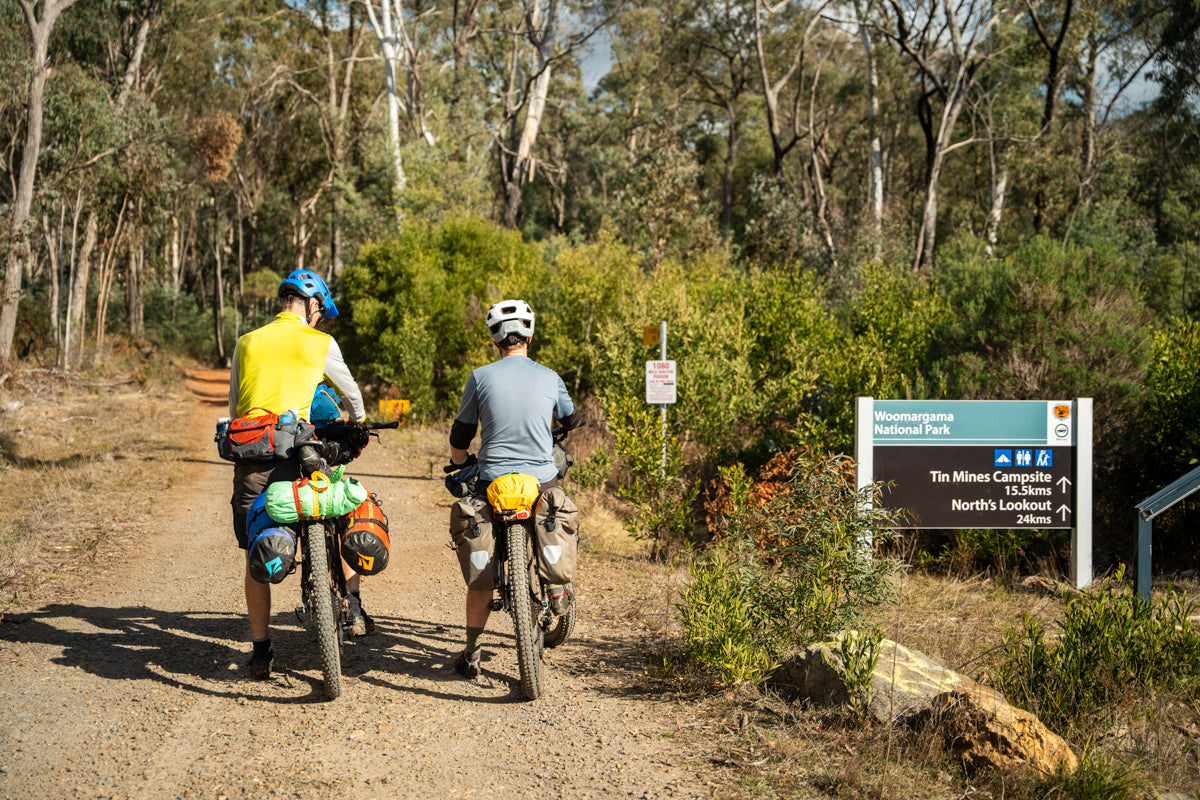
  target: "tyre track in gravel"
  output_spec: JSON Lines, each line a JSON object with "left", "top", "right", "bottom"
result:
{"left": 0, "top": 388, "right": 727, "bottom": 800}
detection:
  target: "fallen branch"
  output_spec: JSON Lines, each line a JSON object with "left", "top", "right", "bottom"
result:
{"left": 71, "top": 378, "right": 136, "bottom": 388}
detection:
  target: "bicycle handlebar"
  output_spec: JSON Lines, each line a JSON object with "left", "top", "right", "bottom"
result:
{"left": 317, "top": 419, "right": 400, "bottom": 431}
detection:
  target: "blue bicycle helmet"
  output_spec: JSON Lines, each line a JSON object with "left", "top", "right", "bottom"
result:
{"left": 278, "top": 269, "right": 339, "bottom": 318}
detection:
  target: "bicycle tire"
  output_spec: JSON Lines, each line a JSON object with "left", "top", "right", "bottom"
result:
{"left": 543, "top": 595, "right": 576, "bottom": 649}
{"left": 305, "top": 521, "right": 342, "bottom": 700}
{"left": 507, "top": 521, "right": 543, "bottom": 700}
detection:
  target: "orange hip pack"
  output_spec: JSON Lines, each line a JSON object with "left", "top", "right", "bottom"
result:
{"left": 217, "top": 408, "right": 317, "bottom": 463}
{"left": 341, "top": 494, "right": 390, "bottom": 575}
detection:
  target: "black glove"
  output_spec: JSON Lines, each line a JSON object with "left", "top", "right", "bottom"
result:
{"left": 443, "top": 453, "right": 478, "bottom": 474}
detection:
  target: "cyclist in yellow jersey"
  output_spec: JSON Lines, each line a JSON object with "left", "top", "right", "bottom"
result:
{"left": 228, "top": 270, "right": 367, "bottom": 680}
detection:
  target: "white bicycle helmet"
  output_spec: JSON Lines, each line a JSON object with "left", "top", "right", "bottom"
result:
{"left": 485, "top": 299, "right": 535, "bottom": 343}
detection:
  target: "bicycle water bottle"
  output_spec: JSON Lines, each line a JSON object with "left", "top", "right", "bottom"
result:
{"left": 216, "top": 417, "right": 231, "bottom": 436}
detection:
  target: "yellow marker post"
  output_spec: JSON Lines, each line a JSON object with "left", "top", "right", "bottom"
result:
{"left": 378, "top": 398, "right": 411, "bottom": 424}
{"left": 642, "top": 325, "right": 661, "bottom": 347}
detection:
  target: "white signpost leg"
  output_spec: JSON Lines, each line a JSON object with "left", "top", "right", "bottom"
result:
{"left": 1071, "top": 397, "right": 1093, "bottom": 589}
{"left": 856, "top": 396, "right": 874, "bottom": 548}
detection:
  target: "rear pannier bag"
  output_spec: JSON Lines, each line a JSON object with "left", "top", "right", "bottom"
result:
{"left": 217, "top": 408, "right": 318, "bottom": 464}
{"left": 341, "top": 494, "right": 390, "bottom": 576}
{"left": 449, "top": 495, "right": 495, "bottom": 591}
{"left": 533, "top": 486, "right": 580, "bottom": 585}
{"left": 245, "top": 491, "right": 298, "bottom": 584}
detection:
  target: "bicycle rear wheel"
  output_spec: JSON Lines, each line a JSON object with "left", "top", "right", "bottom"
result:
{"left": 543, "top": 596, "right": 576, "bottom": 649}
{"left": 305, "top": 521, "right": 342, "bottom": 700}
{"left": 507, "top": 521, "right": 543, "bottom": 700}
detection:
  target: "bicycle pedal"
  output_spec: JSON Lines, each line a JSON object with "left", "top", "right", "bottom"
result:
{"left": 488, "top": 599, "right": 503, "bottom": 611}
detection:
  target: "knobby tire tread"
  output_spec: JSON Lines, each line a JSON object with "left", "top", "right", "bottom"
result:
{"left": 306, "top": 521, "right": 342, "bottom": 700}
{"left": 507, "top": 522, "right": 543, "bottom": 700}
{"left": 544, "top": 599, "right": 576, "bottom": 649}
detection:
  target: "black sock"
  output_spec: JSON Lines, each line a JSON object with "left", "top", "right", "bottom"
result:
{"left": 348, "top": 590, "right": 362, "bottom": 614}
{"left": 253, "top": 637, "right": 272, "bottom": 658}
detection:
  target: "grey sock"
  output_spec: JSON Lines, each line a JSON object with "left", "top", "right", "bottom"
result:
{"left": 464, "top": 625, "right": 485, "bottom": 655}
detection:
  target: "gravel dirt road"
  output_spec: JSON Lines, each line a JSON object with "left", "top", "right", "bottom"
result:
{"left": 0, "top": 384, "right": 727, "bottom": 800}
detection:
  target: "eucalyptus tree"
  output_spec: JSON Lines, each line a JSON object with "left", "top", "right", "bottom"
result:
{"left": 360, "top": 0, "right": 443, "bottom": 219}
{"left": 467, "top": 0, "right": 607, "bottom": 228}
{"left": 1070, "top": 0, "right": 1164, "bottom": 227}
{"left": 876, "top": 0, "right": 1003, "bottom": 271}
{"left": 0, "top": 0, "right": 171, "bottom": 367}
{"left": 281, "top": 0, "right": 382, "bottom": 280}
{"left": 753, "top": 0, "right": 830, "bottom": 179}
{"left": 672, "top": 0, "right": 758, "bottom": 232}
{"left": 0, "top": 0, "right": 84, "bottom": 361}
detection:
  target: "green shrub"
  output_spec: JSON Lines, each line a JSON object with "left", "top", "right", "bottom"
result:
{"left": 998, "top": 572, "right": 1200, "bottom": 733}
{"left": 678, "top": 549, "right": 778, "bottom": 687}
{"left": 982, "top": 749, "right": 1151, "bottom": 800}
{"left": 608, "top": 396, "right": 699, "bottom": 556}
{"left": 679, "top": 450, "right": 902, "bottom": 687}
{"left": 1145, "top": 315, "right": 1200, "bottom": 477}
{"left": 341, "top": 216, "right": 544, "bottom": 417}
{"left": 934, "top": 234, "right": 1150, "bottom": 406}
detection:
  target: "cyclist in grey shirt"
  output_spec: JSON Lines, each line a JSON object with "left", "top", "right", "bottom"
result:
{"left": 446, "top": 299, "right": 582, "bottom": 678}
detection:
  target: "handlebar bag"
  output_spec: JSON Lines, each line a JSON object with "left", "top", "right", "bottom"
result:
{"left": 341, "top": 494, "right": 390, "bottom": 575}
{"left": 449, "top": 495, "right": 496, "bottom": 591}
{"left": 533, "top": 486, "right": 580, "bottom": 585}
{"left": 245, "top": 491, "right": 298, "bottom": 584}
{"left": 265, "top": 465, "right": 368, "bottom": 521}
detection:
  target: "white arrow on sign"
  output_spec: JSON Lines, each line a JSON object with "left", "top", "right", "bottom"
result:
{"left": 1057, "top": 476, "right": 1072, "bottom": 494}
{"left": 1057, "top": 504, "right": 1072, "bottom": 522}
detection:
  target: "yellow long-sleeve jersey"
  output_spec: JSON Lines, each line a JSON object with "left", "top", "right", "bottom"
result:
{"left": 227, "top": 312, "right": 365, "bottom": 422}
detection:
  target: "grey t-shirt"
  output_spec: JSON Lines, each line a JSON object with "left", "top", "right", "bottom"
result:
{"left": 454, "top": 355, "right": 575, "bottom": 483}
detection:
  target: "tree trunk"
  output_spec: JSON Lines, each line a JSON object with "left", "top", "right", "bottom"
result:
{"left": 67, "top": 210, "right": 97, "bottom": 370}
{"left": 126, "top": 243, "right": 144, "bottom": 337}
{"left": 858, "top": 5, "right": 884, "bottom": 251}
{"left": 1080, "top": 42, "right": 1098, "bottom": 194}
{"left": 236, "top": 195, "right": 244, "bottom": 339}
{"left": 500, "top": 0, "right": 560, "bottom": 229}
{"left": 61, "top": 194, "right": 82, "bottom": 369}
{"left": 212, "top": 195, "right": 226, "bottom": 364}
{"left": 721, "top": 112, "right": 738, "bottom": 232}
{"left": 94, "top": 196, "right": 128, "bottom": 364}
{"left": 0, "top": 1, "right": 79, "bottom": 361}
{"left": 362, "top": 0, "right": 407, "bottom": 211}
{"left": 40, "top": 211, "right": 61, "bottom": 354}
{"left": 914, "top": 75, "right": 972, "bottom": 271}
{"left": 986, "top": 147, "right": 1008, "bottom": 255}
{"left": 330, "top": 190, "right": 343, "bottom": 282}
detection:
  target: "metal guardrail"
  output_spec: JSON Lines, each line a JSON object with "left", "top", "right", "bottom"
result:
{"left": 1134, "top": 463, "right": 1200, "bottom": 599}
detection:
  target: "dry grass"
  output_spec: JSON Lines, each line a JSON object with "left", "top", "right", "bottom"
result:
{"left": 0, "top": 362, "right": 200, "bottom": 610}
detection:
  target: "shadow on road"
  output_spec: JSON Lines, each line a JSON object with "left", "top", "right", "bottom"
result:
{"left": 0, "top": 602, "right": 667, "bottom": 706}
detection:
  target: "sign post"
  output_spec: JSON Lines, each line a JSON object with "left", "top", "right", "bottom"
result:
{"left": 644, "top": 321, "right": 675, "bottom": 477}
{"left": 856, "top": 398, "right": 1093, "bottom": 588}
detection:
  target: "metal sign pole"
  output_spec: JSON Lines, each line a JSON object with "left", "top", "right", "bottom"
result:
{"left": 659, "top": 320, "right": 667, "bottom": 479}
